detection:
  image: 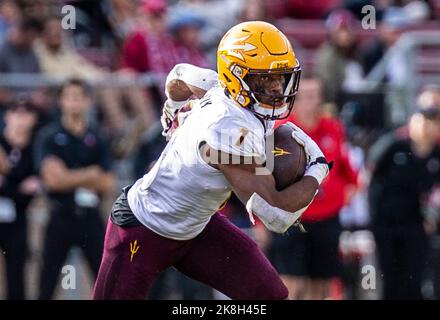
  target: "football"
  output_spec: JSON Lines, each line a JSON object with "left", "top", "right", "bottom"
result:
{"left": 270, "top": 124, "right": 307, "bottom": 190}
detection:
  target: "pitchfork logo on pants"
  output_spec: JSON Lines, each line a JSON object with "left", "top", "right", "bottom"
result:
{"left": 130, "top": 240, "right": 140, "bottom": 262}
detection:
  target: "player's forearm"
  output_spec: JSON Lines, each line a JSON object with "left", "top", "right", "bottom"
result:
{"left": 223, "top": 164, "right": 317, "bottom": 214}
{"left": 242, "top": 175, "right": 318, "bottom": 234}
{"left": 271, "top": 176, "right": 319, "bottom": 212}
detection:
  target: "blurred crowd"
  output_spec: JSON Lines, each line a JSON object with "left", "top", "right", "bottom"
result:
{"left": 0, "top": 0, "right": 440, "bottom": 300}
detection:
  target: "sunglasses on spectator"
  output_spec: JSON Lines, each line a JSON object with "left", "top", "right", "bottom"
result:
{"left": 418, "top": 106, "right": 440, "bottom": 121}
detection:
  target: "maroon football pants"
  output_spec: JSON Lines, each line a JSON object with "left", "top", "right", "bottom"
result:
{"left": 93, "top": 213, "right": 287, "bottom": 300}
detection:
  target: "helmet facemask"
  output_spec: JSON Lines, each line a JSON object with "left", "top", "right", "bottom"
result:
{"left": 231, "top": 64, "right": 301, "bottom": 120}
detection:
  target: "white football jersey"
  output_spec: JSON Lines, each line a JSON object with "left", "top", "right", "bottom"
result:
{"left": 127, "top": 85, "right": 273, "bottom": 240}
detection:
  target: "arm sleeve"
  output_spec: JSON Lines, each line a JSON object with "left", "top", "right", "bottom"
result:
{"left": 165, "top": 63, "right": 218, "bottom": 95}
{"left": 204, "top": 116, "right": 266, "bottom": 160}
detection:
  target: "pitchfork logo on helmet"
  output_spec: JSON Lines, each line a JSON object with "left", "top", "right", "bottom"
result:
{"left": 217, "top": 21, "right": 301, "bottom": 120}
{"left": 222, "top": 35, "right": 257, "bottom": 62}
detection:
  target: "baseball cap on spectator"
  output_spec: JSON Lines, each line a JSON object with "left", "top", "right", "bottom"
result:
{"left": 403, "top": 0, "right": 430, "bottom": 24}
{"left": 168, "top": 12, "right": 205, "bottom": 34}
{"left": 325, "top": 9, "right": 357, "bottom": 32}
{"left": 142, "top": 0, "right": 167, "bottom": 15}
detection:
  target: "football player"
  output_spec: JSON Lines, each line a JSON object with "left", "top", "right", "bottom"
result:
{"left": 93, "top": 21, "right": 331, "bottom": 300}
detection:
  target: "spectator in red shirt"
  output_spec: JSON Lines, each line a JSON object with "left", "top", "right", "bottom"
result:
{"left": 269, "top": 77, "right": 358, "bottom": 299}
{"left": 121, "top": 0, "right": 176, "bottom": 105}
{"left": 121, "top": 0, "right": 176, "bottom": 77}
{"left": 168, "top": 12, "right": 209, "bottom": 70}
{"left": 121, "top": 0, "right": 210, "bottom": 106}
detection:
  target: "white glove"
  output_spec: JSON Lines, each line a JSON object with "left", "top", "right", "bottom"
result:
{"left": 161, "top": 64, "right": 218, "bottom": 139}
{"left": 285, "top": 122, "right": 332, "bottom": 185}
{"left": 161, "top": 100, "right": 194, "bottom": 140}
{"left": 160, "top": 99, "right": 188, "bottom": 138}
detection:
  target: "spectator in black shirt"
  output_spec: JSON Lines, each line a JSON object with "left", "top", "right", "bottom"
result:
{"left": 34, "top": 79, "right": 115, "bottom": 300}
{"left": 368, "top": 104, "right": 440, "bottom": 299}
{"left": 0, "top": 97, "right": 40, "bottom": 299}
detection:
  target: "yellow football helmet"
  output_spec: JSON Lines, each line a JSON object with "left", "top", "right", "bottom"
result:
{"left": 217, "top": 21, "right": 301, "bottom": 120}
